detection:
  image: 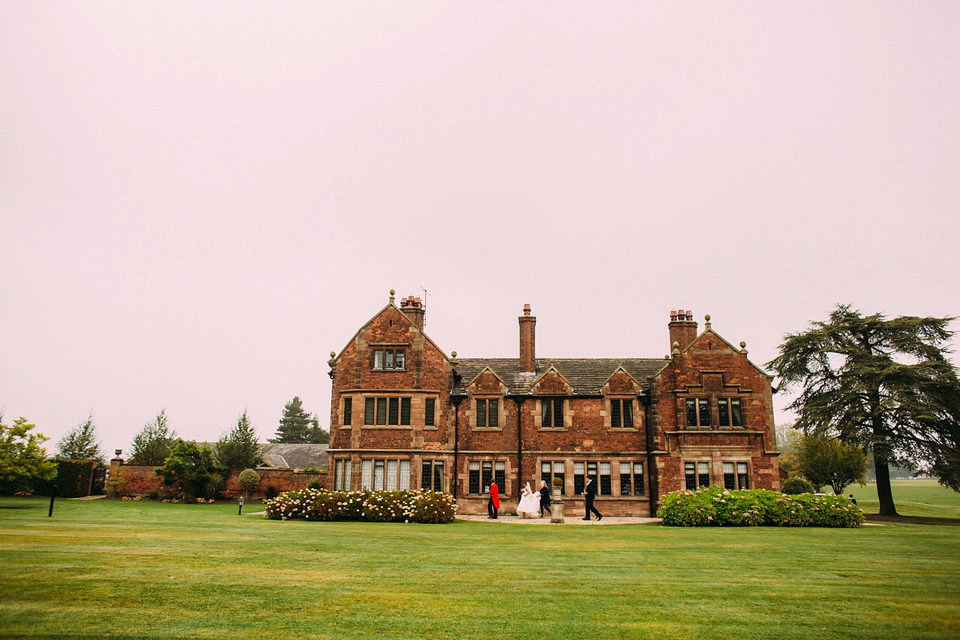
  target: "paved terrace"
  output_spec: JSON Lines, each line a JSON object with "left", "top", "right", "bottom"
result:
{"left": 456, "top": 514, "right": 661, "bottom": 525}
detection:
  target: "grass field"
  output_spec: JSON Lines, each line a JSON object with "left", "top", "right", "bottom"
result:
{"left": 849, "top": 478, "right": 960, "bottom": 519}
{"left": 1, "top": 481, "right": 959, "bottom": 639}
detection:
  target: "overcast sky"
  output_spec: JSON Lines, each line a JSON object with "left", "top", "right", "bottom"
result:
{"left": 3, "top": 2, "right": 958, "bottom": 458}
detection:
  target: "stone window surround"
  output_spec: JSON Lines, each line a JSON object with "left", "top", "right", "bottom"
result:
{"left": 338, "top": 392, "right": 440, "bottom": 430}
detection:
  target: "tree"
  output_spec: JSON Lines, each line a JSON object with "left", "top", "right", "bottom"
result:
{"left": 0, "top": 415, "right": 57, "bottom": 495}
{"left": 238, "top": 468, "right": 260, "bottom": 502}
{"left": 128, "top": 410, "right": 176, "bottom": 466}
{"left": 775, "top": 423, "right": 803, "bottom": 479}
{"left": 56, "top": 415, "right": 104, "bottom": 463}
{"left": 768, "top": 305, "right": 960, "bottom": 515}
{"left": 797, "top": 435, "right": 868, "bottom": 495}
{"left": 269, "top": 397, "right": 328, "bottom": 444}
{"left": 215, "top": 410, "right": 263, "bottom": 469}
{"left": 155, "top": 440, "right": 223, "bottom": 501}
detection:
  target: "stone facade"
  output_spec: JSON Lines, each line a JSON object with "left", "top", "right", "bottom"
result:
{"left": 326, "top": 292, "right": 780, "bottom": 516}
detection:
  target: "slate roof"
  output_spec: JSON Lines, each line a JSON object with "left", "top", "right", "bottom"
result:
{"left": 452, "top": 358, "right": 669, "bottom": 396}
{"left": 258, "top": 443, "right": 328, "bottom": 470}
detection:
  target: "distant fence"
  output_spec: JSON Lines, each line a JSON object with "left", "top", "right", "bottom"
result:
{"left": 107, "top": 459, "right": 326, "bottom": 501}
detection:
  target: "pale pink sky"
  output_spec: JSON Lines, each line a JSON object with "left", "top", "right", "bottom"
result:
{"left": 2, "top": 3, "right": 958, "bottom": 457}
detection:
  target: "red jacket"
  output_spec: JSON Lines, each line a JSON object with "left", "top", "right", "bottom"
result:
{"left": 489, "top": 482, "right": 500, "bottom": 508}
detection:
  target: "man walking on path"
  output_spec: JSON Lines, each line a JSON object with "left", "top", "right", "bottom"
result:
{"left": 583, "top": 476, "right": 602, "bottom": 521}
{"left": 488, "top": 481, "right": 500, "bottom": 519}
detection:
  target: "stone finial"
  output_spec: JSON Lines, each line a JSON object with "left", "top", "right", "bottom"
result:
{"left": 704, "top": 313, "right": 711, "bottom": 329}
{"left": 389, "top": 289, "right": 396, "bottom": 304}
{"left": 740, "top": 341, "right": 748, "bottom": 354}
{"left": 672, "top": 341, "right": 680, "bottom": 355}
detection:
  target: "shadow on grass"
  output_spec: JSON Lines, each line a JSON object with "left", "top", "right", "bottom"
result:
{"left": 865, "top": 514, "right": 960, "bottom": 526}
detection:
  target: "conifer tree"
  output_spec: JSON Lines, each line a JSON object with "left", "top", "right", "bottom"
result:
{"left": 215, "top": 410, "right": 263, "bottom": 469}
{"left": 128, "top": 410, "right": 176, "bottom": 466}
{"left": 56, "top": 415, "right": 104, "bottom": 462}
{"left": 269, "top": 397, "right": 328, "bottom": 444}
{"left": 768, "top": 305, "right": 960, "bottom": 515}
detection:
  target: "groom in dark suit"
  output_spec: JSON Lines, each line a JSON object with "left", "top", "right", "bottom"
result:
{"left": 583, "top": 476, "right": 602, "bottom": 521}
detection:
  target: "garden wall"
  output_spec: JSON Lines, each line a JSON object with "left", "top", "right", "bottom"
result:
{"left": 107, "top": 459, "right": 324, "bottom": 501}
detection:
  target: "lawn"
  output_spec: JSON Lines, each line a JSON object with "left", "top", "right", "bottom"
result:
{"left": 848, "top": 478, "right": 960, "bottom": 519}
{"left": 1, "top": 492, "right": 959, "bottom": 639}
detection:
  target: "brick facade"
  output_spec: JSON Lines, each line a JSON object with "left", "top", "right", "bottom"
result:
{"left": 326, "top": 291, "right": 780, "bottom": 516}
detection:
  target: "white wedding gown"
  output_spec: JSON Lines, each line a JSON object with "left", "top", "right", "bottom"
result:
{"left": 516, "top": 482, "right": 541, "bottom": 518}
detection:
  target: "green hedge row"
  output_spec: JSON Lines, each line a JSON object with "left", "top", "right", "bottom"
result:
{"left": 657, "top": 485, "right": 864, "bottom": 527}
{"left": 264, "top": 488, "right": 456, "bottom": 524}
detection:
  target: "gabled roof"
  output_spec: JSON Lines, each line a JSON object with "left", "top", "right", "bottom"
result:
{"left": 329, "top": 295, "right": 450, "bottom": 365}
{"left": 452, "top": 358, "right": 668, "bottom": 396}
{"left": 675, "top": 326, "right": 773, "bottom": 378}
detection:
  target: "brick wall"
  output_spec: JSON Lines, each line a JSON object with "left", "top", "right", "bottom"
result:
{"left": 107, "top": 461, "right": 323, "bottom": 501}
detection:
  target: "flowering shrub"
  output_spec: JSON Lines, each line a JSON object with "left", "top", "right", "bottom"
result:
{"left": 264, "top": 488, "right": 456, "bottom": 524}
{"left": 657, "top": 485, "right": 863, "bottom": 527}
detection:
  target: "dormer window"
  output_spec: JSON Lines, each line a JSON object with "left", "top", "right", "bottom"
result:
{"left": 542, "top": 398, "right": 564, "bottom": 428}
{"left": 373, "top": 348, "right": 405, "bottom": 371}
{"left": 610, "top": 399, "right": 634, "bottom": 429}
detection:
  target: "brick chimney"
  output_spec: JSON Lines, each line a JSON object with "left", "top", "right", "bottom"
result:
{"left": 519, "top": 304, "right": 536, "bottom": 372}
{"left": 668, "top": 309, "right": 698, "bottom": 354}
{"left": 400, "top": 296, "right": 426, "bottom": 330}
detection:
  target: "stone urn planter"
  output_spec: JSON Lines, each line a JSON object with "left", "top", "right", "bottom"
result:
{"left": 550, "top": 479, "right": 565, "bottom": 523}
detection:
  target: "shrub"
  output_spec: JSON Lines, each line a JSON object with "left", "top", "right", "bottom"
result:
{"left": 307, "top": 477, "right": 323, "bottom": 490}
{"left": 657, "top": 485, "right": 863, "bottom": 527}
{"left": 264, "top": 488, "right": 456, "bottom": 524}
{"left": 781, "top": 477, "right": 816, "bottom": 495}
{"left": 265, "top": 485, "right": 279, "bottom": 499}
{"left": 238, "top": 469, "right": 260, "bottom": 492}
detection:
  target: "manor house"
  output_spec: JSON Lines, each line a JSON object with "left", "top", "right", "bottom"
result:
{"left": 326, "top": 291, "right": 780, "bottom": 516}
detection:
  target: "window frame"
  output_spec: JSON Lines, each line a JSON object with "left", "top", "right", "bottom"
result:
{"left": 610, "top": 398, "right": 635, "bottom": 429}
{"left": 363, "top": 396, "right": 412, "bottom": 426}
{"left": 475, "top": 398, "right": 500, "bottom": 428}
{"left": 371, "top": 347, "right": 406, "bottom": 371}
{"left": 619, "top": 461, "right": 645, "bottom": 496}
{"left": 541, "top": 397, "right": 565, "bottom": 429}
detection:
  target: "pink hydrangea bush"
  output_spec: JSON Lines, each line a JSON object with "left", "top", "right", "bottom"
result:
{"left": 658, "top": 485, "right": 863, "bottom": 527}
{"left": 264, "top": 488, "right": 456, "bottom": 524}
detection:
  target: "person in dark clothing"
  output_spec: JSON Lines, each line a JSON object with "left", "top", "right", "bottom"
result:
{"left": 583, "top": 476, "right": 602, "bottom": 521}
{"left": 538, "top": 480, "right": 552, "bottom": 518}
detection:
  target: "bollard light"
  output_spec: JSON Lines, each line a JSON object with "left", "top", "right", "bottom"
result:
{"left": 238, "top": 494, "right": 245, "bottom": 516}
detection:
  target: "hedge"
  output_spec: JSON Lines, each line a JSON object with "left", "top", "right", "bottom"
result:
{"left": 264, "top": 488, "right": 456, "bottom": 524}
{"left": 657, "top": 485, "right": 864, "bottom": 527}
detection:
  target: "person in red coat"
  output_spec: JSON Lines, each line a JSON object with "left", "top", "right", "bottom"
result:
{"left": 487, "top": 481, "right": 500, "bottom": 519}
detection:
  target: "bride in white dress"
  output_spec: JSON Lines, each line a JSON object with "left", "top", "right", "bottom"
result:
{"left": 516, "top": 482, "right": 541, "bottom": 518}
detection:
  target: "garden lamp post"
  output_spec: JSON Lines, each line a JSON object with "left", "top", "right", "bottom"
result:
{"left": 238, "top": 494, "right": 245, "bottom": 516}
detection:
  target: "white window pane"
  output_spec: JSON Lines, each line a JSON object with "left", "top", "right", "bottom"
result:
{"left": 574, "top": 462, "right": 585, "bottom": 474}
{"left": 387, "top": 460, "right": 398, "bottom": 491}
{"left": 737, "top": 462, "right": 748, "bottom": 474}
{"left": 554, "top": 462, "right": 565, "bottom": 473}
{"left": 470, "top": 461, "right": 480, "bottom": 470}
{"left": 495, "top": 461, "right": 505, "bottom": 471}
{"left": 361, "top": 459, "right": 373, "bottom": 489}
{"left": 634, "top": 462, "right": 643, "bottom": 474}
{"left": 374, "top": 460, "right": 384, "bottom": 491}
{"left": 698, "top": 462, "right": 709, "bottom": 474}
{"left": 344, "top": 460, "right": 352, "bottom": 490}
{"left": 542, "top": 462, "right": 551, "bottom": 473}
{"left": 723, "top": 462, "right": 734, "bottom": 473}
{"left": 399, "top": 460, "right": 410, "bottom": 490}
{"left": 620, "top": 462, "right": 631, "bottom": 474}
{"left": 599, "top": 462, "right": 611, "bottom": 474}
